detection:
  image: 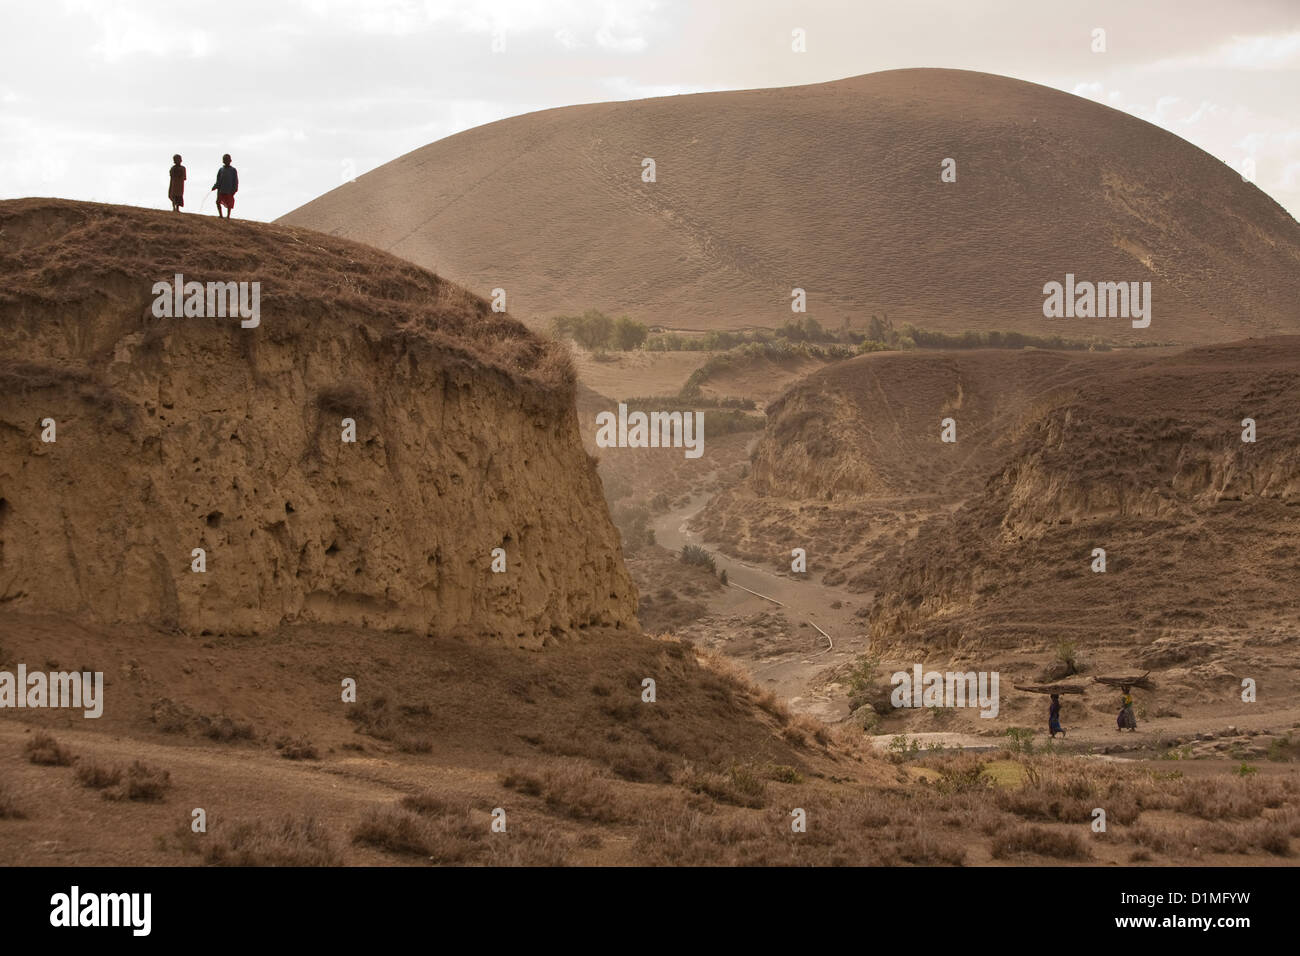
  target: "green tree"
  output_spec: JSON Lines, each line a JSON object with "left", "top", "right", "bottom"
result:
{"left": 612, "top": 315, "right": 648, "bottom": 351}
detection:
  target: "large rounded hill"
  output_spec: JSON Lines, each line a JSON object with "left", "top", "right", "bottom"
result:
{"left": 281, "top": 68, "right": 1300, "bottom": 343}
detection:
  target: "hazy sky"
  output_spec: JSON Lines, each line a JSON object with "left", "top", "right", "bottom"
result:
{"left": 2, "top": 0, "right": 1297, "bottom": 223}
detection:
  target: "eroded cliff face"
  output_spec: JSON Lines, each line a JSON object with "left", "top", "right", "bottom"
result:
{"left": 867, "top": 341, "right": 1300, "bottom": 648}
{"left": 745, "top": 350, "right": 1092, "bottom": 503}
{"left": 995, "top": 406, "right": 1300, "bottom": 534}
{"left": 0, "top": 199, "right": 636, "bottom": 643}
{"left": 694, "top": 350, "right": 1099, "bottom": 591}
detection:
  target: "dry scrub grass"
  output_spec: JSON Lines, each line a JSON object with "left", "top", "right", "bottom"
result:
{"left": 630, "top": 793, "right": 972, "bottom": 866}
{"left": 1129, "top": 815, "right": 1296, "bottom": 858}
{"left": 502, "top": 766, "right": 625, "bottom": 823}
{"left": 101, "top": 761, "right": 172, "bottom": 802}
{"left": 75, "top": 760, "right": 123, "bottom": 790}
{"left": 164, "top": 816, "right": 341, "bottom": 866}
{"left": 992, "top": 825, "right": 1091, "bottom": 860}
{"left": 200, "top": 715, "right": 256, "bottom": 743}
{"left": 347, "top": 697, "right": 436, "bottom": 756}
{"left": 25, "top": 732, "right": 73, "bottom": 766}
{"left": 0, "top": 782, "right": 24, "bottom": 819}
{"left": 274, "top": 736, "right": 319, "bottom": 760}
{"left": 627, "top": 753, "right": 1300, "bottom": 865}
{"left": 676, "top": 762, "right": 769, "bottom": 809}
{"left": 352, "top": 799, "right": 570, "bottom": 865}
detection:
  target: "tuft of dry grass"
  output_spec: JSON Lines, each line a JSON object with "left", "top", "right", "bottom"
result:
{"left": 274, "top": 736, "right": 319, "bottom": 760}
{"left": 400, "top": 791, "right": 452, "bottom": 816}
{"left": 991, "top": 825, "right": 1091, "bottom": 860}
{"left": 676, "top": 762, "right": 769, "bottom": 809}
{"left": 25, "top": 731, "right": 73, "bottom": 766}
{"left": 1176, "top": 777, "right": 1289, "bottom": 820}
{"left": 200, "top": 715, "right": 256, "bottom": 743}
{"left": 352, "top": 804, "right": 486, "bottom": 864}
{"left": 353, "top": 807, "right": 439, "bottom": 858}
{"left": 163, "top": 816, "right": 340, "bottom": 866}
{"left": 102, "top": 761, "right": 172, "bottom": 802}
{"left": 75, "top": 760, "right": 123, "bottom": 790}
{"left": 0, "top": 782, "right": 25, "bottom": 819}
{"left": 501, "top": 766, "right": 624, "bottom": 822}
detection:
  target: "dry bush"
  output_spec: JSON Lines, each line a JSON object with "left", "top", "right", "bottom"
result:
{"left": 274, "top": 736, "right": 319, "bottom": 760}
{"left": 200, "top": 715, "right": 256, "bottom": 743}
{"left": 400, "top": 791, "right": 451, "bottom": 815}
{"left": 347, "top": 697, "right": 436, "bottom": 756}
{"left": 501, "top": 766, "right": 623, "bottom": 823}
{"left": 991, "top": 824, "right": 1090, "bottom": 860}
{"left": 75, "top": 760, "right": 123, "bottom": 790}
{"left": 929, "top": 754, "right": 993, "bottom": 796}
{"left": 480, "top": 831, "right": 573, "bottom": 867}
{"left": 632, "top": 806, "right": 769, "bottom": 866}
{"left": 762, "top": 764, "right": 803, "bottom": 784}
{"left": 102, "top": 761, "right": 171, "bottom": 802}
{"left": 25, "top": 732, "right": 73, "bottom": 766}
{"left": 1131, "top": 816, "right": 1293, "bottom": 859}
{"left": 1248, "top": 819, "right": 1293, "bottom": 857}
{"left": 203, "top": 817, "right": 340, "bottom": 866}
{"left": 627, "top": 783, "right": 1014, "bottom": 866}
{"left": 532, "top": 338, "right": 577, "bottom": 391}
{"left": 150, "top": 697, "right": 192, "bottom": 734}
{"left": 347, "top": 697, "right": 395, "bottom": 739}
{"left": 163, "top": 816, "right": 340, "bottom": 866}
{"left": 353, "top": 807, "right": 435, "bottom": 857}
{"left": 1176, "top": 777, "right": 1287, "bottom": 820}
{"left": 394, "top": 734, "right": 433, "bottom": 754}
{"left": 894, "top": 830, "right": 967, "bottom": 866}
{"left": 0, "top": 783, "right": 25, "bottom": 819}
{"left": 781, "top": 725, "right": 808, "bottom": 747}
{"left": 792, "top": 714, "right": 832, "bottom": 747}
{"left": 1129, "top": 822, "right": 1193, "bottom": 856}
{"left": 500, "top": 771, "right": 545, "bottom": 797}
{"left": 534, "top": 733, "right": 675, "bottom": 784}
{"left": 352, "top": 804, "right": 485, "bottom": 864}
{"left": 677, "top": 762, "right": 768, "bottom": 809}
{"left": 995, "top": 758, "right": 1141, "bottom": 825}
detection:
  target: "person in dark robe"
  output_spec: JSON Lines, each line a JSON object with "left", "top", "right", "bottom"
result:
{"left": 168, "top": 154, "right": 186, "bottom": 211}
{"left": 1048, "top": 693, "right": 1065, "bottom": 738}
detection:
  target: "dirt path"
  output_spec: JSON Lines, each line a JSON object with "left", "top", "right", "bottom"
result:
{"left": 650, "top": 485, "right": 873, "bottom": 722}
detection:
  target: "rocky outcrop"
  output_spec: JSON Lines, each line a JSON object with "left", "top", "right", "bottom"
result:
{"left": 0, "top": 199, "right": 636, "bottom": 643}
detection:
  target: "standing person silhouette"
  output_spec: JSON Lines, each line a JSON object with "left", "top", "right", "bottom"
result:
{"left": 168, "top": 154, "right": 186, "bottom": 211}
{"left": 1048, "top": 693, "right": 1065, "bottom": 738}
{"left": 212, "top": 154, "right": 238, "bottom": 219}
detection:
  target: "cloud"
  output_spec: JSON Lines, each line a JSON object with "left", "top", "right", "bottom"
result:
{"left": 1146, "top": 31, "right": 1300, "bottom": 72}
{"left": 61, "top": 0, "right": 214, "bottom": 61}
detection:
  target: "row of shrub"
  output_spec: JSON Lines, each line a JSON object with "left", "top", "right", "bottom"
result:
{"left": 557, "top": 307, "right": 1168, "bottom": 358}
{"left": 615, "top": 396, "right": 766, "bottom": 434}
{"left": 551, "top": 309, "right": 648, "bottom": 351}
